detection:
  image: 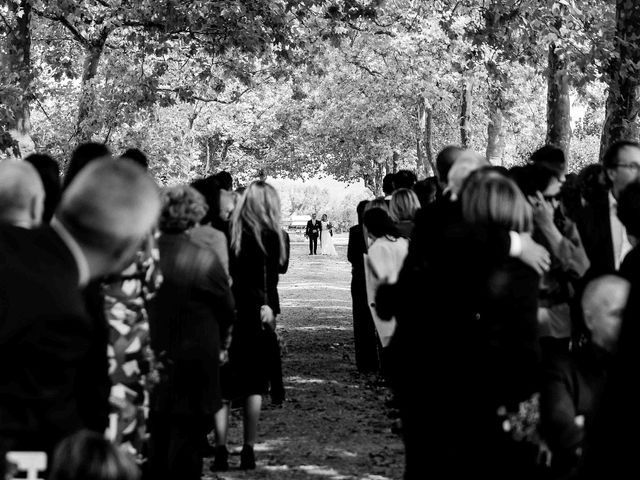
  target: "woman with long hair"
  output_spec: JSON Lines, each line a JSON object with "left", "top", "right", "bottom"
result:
{"left": 390, "top": 188, "right": 421, "bottom": 239}
{"left": 213, "top": 181, "right": 288, "bottom": 471}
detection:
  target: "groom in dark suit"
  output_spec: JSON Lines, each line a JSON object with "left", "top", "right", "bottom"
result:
{"left": 306, "top": 213, "right": 322, "bottom": 255}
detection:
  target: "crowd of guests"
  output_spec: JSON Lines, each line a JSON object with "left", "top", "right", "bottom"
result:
{"left": 348, "top": 141, "right": 640, "bottom": 479}
{"left": 0, "top": 144, "right": 289, "bottom": 479}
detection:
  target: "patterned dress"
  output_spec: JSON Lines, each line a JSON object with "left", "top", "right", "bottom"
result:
{"left": 102, "top": 233, "right": 163, "bottom": 459}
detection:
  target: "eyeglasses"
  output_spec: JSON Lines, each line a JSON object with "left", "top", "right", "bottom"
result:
{"left": 616, "top": 163, "right": 640, "bottom": 173}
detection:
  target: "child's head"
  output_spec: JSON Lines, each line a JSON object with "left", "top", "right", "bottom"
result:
{"left": 49, "top": 430, "right": 139, "bottom": 480}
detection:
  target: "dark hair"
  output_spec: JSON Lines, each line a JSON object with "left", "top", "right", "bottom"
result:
{"left": 603, "top": 140, "right": 640, "bottom": 171}
{"left": 49, "top": 430, "right": 139, "bottom": 480}
{"left": 382, "top": 173, "right": 395, "bottom": 196}
{"left": 191, "top": 175, "right": 222, "bottom": 227}
{"left": 64, "top": 143, "right": 111, "bottom": 190}
{"left": 578, "top": 163, "right": 608, "bottom": 205}
{"left": 559, "top": 173, "right": 582, "bottom": 221}
{"left": 24, "top": 153, "right": 61, "bottom": 223}
{"left": 436, "top": 145, "right": 462, "bottom": 186}
{"left": 356, "top": 200, "right": 368, "bottom": 225}
{"left": 617, "top": 181, "right": 640, "bottom": 238}
{"left": 413, "top": 177, "right": 438, "bottom": 207}
{"left": 511, "top": 163, "right": 557, "bottom": 197}
{"left": 120, "top": 148, "right": 148, "bottom": 170}
{"left": 394, "top": 170, "right": 417, "bottom": 190}
{"left": 215, "top": 171, "right": 233, "bottom": 190}
{"left": 530, "top": 144, "right": 566, "bottom": 177}
{"left": 363, "top": 207, "right": 399, "bottom": 239}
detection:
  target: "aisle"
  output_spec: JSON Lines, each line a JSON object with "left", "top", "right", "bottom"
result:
{"left": 204, "top": 243, "right": 404, "bottom": 480}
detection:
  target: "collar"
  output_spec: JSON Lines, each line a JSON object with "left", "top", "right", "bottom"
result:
{"left": 51, "top": 217, "right": 91, "bottom": 287}
{"left": 609, "top": 191, "right": 617, "bottom": 210}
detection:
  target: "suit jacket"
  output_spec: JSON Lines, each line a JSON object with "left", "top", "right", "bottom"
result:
{"left": 619, "top": 244, "right": 640, "bottom": 289}
{"left": 0, "top": 225, "right": 96, "bottom": 452}
{"left": 576, "top": 192, "right": 615, "bottom": 278}
{"left": 306, "top": 220, "right": 322, "bottom": 238}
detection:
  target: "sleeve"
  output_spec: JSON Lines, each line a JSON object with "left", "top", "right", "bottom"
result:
{"left": 207, "top": 257, "right": 236, "bottom": 344}
{"left": 347, "top": 227, "right": 357, "bottom": 264}
{"left": 279, "top": 231, "right": 291, "bottom": 274}
{"left": 556, "top": 221, "right": 590, "bottom": 278}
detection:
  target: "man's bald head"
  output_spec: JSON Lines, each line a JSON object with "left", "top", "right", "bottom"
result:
{"left": 582, "top": 275, "right": 630, "bottom": 352}
{"left": 0, "top": 160, "right": 44, "bottom": 228}
{"left": 57, "top": 158, "right": 161, "bottom": 276}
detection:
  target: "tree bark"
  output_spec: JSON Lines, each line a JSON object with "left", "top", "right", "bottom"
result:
{"left": 486, "top": 95, "right": 506, "bottom": 164}
{"left": 75, "top": 28, "right": 111, "bottom": 142}
{"left": 546, "top": 44, "right": 572, "bottom": 159}
{"left": 416, "top": 95, "right": 435, "bottom": 176}
{"left": 600, "top": 0, "right": 640, "bottom": 159}
{"left": 2, "top": 0, "right": 34, "bottom": 156}
{"left": 460, "top": 77, "right": 473, "bottom": 148}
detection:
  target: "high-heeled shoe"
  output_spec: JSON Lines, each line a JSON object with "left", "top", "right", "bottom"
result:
{"left": 210, "top": 446, "right": 229, "bottom": 471}
{"left": 240, "top": 444, "right": 256, "bottom": 470}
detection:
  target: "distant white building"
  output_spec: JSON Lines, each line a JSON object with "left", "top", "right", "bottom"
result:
{"left": 284, "top": 214, "right": 310, "bottom": 232}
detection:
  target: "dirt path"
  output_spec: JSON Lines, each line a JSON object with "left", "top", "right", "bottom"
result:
{"left": 204, "top": 243, "right": 405, "bottom": 480}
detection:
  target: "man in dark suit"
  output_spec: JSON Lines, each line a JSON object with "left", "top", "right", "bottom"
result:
{"left": 305, "top": 213, "right": 321, "bottom": 255}
{"left": 0, "top": 159, "right": 161, "bottom": 454}
{"left": 617, "top": 181, "right": 640, "bottom": 288}
{"left": 577, "top": 141, "right": 640, "bottom": 278}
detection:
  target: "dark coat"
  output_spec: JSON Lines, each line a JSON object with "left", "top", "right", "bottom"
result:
{"left": 619, "top": 244, "right": 640, "bottom": 289}
{"left": 576, "top": 192, "right": 615, "bottom": 279}
{"left": 305, "top": 219, "right": 322, "bottom": 238}
{"left": 0, "top": 226, "right": 97, "bottom": 452}
{"left": 149, "top": 233, "right": 234, "bottom": 417}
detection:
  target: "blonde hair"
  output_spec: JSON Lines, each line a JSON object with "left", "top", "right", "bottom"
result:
{"left": 390, "top": 188, "right": 420, "bottom": 222}
{"left": 231, "top": 181, "right": 286, "bottom": 264}
{"left": 364, "top": 197, "right": 390, "bottom": 214}
{"left": 445, "top": 150, "right": 489, "bottom": 200}
{"left": 461, "top": 169, "right": 532, "bottom": 233}
{"left": 159, "top": 185, "right": 208, "bottom": 233}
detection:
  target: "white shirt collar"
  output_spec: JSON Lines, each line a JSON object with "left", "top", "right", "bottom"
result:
{"left": 51, "top": 217, "right": 91, "bottom": 287}
{"left": 609, "top": 191, "right": 617, "bottom": 210}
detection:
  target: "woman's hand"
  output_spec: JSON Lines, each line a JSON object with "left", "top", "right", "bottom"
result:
{"left": 528, "top": 192, "right": 555, "bottom": 229}
{"left": 219, "top": 349, "right": 229, "bottom": 365}
{"left": 260, "top": 305, "right": 276, "bottom": 330}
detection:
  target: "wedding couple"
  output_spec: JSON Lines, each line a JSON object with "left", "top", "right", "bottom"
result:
{"left": 306, "top": 213, "right": 337, "bottom": 256}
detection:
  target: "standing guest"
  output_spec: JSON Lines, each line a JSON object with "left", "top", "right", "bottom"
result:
{"left": 305, "top": 213, "right": 322, "bottom": 255}
{"left": 49, "top": 430, "right": 140, "bottom": 480}
{"left": 540, "top": 275, "right": 630, "bottom": 479}
{"left": 394, "top": 170, "right": 417, "bottom": 190}
{"left": 348, "top": 200, "right": 379, "bottom": 374}
{"left": 0, "top": 160, "right": 161, "bottom": 455}
{"left": 24, "top": 153, "right": 61, "bottom": 224}
{"left": 213, "top": 181, "right": 288, "bottom": 471}
{"left": 616, "top": 181, "right": 640, "bottom": 287}
{"left": 102, "top": 153, "right": 163, "bottom": 462}
{"left": 0, "top": 160, "right": 44, "bottom": 228}
{"left": 389, "top": 188, "right": 421, "bottom": 239}
{"left": 382, "top": 173, "right": 395, "bottom": 200}
{"left": 63, "top": 142, "right": 111, "bottom": 189}
{"left": 147, "top": 185, "right": 234, "bottom": 480}
{"left": 577, "top": 140, "right": 640, "bottom": 276}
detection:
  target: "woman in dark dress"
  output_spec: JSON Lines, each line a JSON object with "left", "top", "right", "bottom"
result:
{"left": 213, "top": 180, "right": 288, "bottom": 471}
{"left": 147, "top": 186, "right": 234, "bottom": 480}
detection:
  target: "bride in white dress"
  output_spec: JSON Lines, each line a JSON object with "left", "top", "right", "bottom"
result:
{"left": 320, "top": 214, "right": 338, "bottom": 256}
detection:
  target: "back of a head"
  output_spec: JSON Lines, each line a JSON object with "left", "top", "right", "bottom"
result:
{"left": 446, "top": 150, "right": 488, "bottom": 200}
{"left": 382, "top": 173, "right": 395, "bottom": 196}
{"left": 581, "top": 275, "right": 630, "bottom": 351}
{"left": 356, "top": 200, "right": 369, "bottom": 225}
{"left": 0, "top": 160, "right": 44, "bottom": 226}
{"left": 617, "top": 181, "right": 640, "bottom": 239}
{"left": 58, "top": 159, "right": 161, "bottom": 256}
{"left": 231, "top": 180, "right": 285, "bottom": 262}
{"left": 512, "top": 163, "right": 557, "bottom": 198}
{"left": 582, "top": 275, "right": 630, "bottom": 313}
{"left": 436, "top": 145, "right": 462, "bottom": 187}
{"left": 120, "top": 148, "right": 148, "bottom": 170}
{"left": 215, "top": 171, "right": 234, "bottom": 191}
{"left": 365, "top": 197, "right": 390, "bottom": 214}
{"left": 413, "top": 177, "right": 438, "bottom": 207}
{"left": 49, "top": 430, "right": 139, "bottom": 480}
{"left": 191, "top": 175, "right": 221, "bottom": 226}
{"left": 530, "top": 144, "right": 566, "bottom": 178}
{"left": 394, "top": 170, "right": 417, "bottom": 190}
{"left": 578, "top": 163, "right": 607, "bottom": 204}
{"left": 363, "top": 207, "right": 398, "bottom": 239}
{"left": 462, "top": 168, "right": 532, "bottom": 233}
{"left": 390, "top": 188, "right": 420, "bottom": 222}
{"left": 64, "top": 142, "right": 111, "bottom": 190}
{"left": 160, "top": 185, "right": 208, "bottom": 233}
{"left": 24, "top": 153, "right": 61, "bottom": 223}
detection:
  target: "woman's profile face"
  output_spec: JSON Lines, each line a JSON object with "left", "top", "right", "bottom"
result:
{"left": 322, "top": 214, "right": 327, "bottom": 221}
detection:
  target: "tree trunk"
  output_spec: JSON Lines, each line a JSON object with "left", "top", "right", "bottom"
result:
{"left": 486, "top": 97, "right": 506, "bottom": 164}
{"left": 546, "top": 45, "right": 572, "bottom": 159}
{"left": 416, "top": 95, "right": 435, "bottom": 176}
{"left": 2, "top": 0, "right": 34, "bottom": 157}
{"left": 75, "top": 28, "right": 111, "bottom": 142}
{"left": 460, "top": 77, "right": 473, "bottom": 148}
{"left": 600, "top": 0, "right": 640, "bottom": 159}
